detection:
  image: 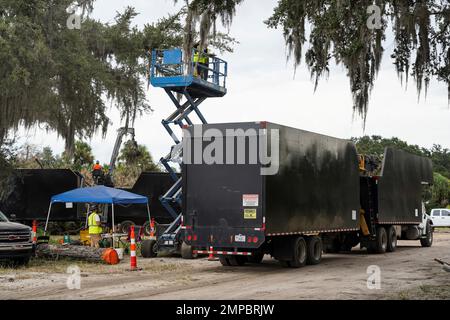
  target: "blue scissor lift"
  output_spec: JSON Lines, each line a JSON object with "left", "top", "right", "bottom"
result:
{"left": 150, "top": 48, "right": 228, "bottom": 255}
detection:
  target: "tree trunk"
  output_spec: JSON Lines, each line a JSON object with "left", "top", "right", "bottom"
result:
{"left": 36, "top": 243, "right": 119, "bottom": 264}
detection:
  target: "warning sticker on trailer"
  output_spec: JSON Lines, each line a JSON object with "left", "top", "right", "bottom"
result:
{"left": 243, "top": 194, "right": 259, "bottom": 207}
{"left": 244, "top": 209, "right": 257, "bottom": 219}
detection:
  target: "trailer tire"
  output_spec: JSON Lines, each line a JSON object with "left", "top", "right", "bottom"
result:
{"left": 12, "top": 256, "right": 30, "bottom": 266}
{"left": 306, "top": 236, "right": 322, "bottom": 265}
{"left": 290, "top": 237, "right": 307, "bottom": 268}
{"left": 141, "top": 240, "right": 158, "bottom": 258}
{"left": 219, "top": 256, "right": 231, "bottom": 266}
{"left": 420, "top": 221, "right": 433, "bottom": 247}
{"left": 227, "top": 256, "right": 247, "bottom": 266}
{"left": 386, "top": 225, "right": 397, "bottom": 252}
{"left": 373, "top": 226, "right": 388, "bottom": 254}
{"left": 119, "top": 220, "right": 135, "bottom": 234}
{"left": 181, "top": 242, "right": 198, "bottom": 259}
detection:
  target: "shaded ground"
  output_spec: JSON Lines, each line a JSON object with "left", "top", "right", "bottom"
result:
{"left": 1, "top": 232, "right": 449, "bottom": 300}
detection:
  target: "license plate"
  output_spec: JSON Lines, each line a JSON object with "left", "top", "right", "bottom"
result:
{"left": 235, "top": 234, "right": 246, "bottom": 242}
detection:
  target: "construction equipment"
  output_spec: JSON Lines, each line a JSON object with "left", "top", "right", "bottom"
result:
{"left": 144, "top": 47, "right": 227, "bottom": 257}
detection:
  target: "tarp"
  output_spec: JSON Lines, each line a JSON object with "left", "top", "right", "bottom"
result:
{"left": 51, "top": 186, "right": 148, "bottom": 205}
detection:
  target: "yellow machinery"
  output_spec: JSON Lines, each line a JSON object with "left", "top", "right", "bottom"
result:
{"left": 79, "top": 229, "right": 91, "bottom": 246}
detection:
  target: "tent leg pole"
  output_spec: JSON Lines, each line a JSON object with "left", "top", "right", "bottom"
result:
{"left": 112, "top": 204, "right": 115, "bottom": 249}
{"left": 146, "top": 203, "right": 151, "bottom": 225}
{"left": 85, "top": 204, "right": 90, "bottom": 229}
{"left": 44, "top": 203, "right": 53, "bottom": 236}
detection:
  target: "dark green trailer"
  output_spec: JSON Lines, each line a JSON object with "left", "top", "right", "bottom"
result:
{"left": 183, "top": 122, "right": 434, "bottom": 267}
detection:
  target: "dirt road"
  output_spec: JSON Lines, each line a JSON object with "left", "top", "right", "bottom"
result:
{"left": 1, "top": 232, "right": 450, "bottom": 300}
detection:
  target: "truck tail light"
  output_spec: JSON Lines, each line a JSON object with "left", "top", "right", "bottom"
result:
{"left": 247, "top": 237, "right": 252, "bottom": 243}
{"left": 253, "top": 236, "right": 258, "bottom": 243}
{"left": 187, "top": 235, "right": 192, "bottom": 241}
{"left": 193, "top": 234, "right": 197, "bottom": 241}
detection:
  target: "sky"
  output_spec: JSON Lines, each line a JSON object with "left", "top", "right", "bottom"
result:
{"left": 18, "top": 0, "right": 450, "bottom": 164}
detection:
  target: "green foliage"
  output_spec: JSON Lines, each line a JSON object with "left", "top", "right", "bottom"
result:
{"left": 430, "top": 173, "right": 449, "bottom": 208}
{"left": 264, "top": 1, "right": 450, "bottom": 122}
{"left": 71, "top": 141, "right": 94, "bottom": 171}
{"left": 0, "top": 1, "right": 186, "bottom": 157}
{"left": 118, "top": 140, "right": 159, "bottom": 172}
{"left": 352, "top": 135, "right": 450, "bottom": 179}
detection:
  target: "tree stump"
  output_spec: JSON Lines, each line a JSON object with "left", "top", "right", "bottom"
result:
{"left": 36, "top": 244, "right": 119, "bottom": 264}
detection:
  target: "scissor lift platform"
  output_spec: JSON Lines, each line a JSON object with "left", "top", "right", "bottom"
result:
{"left": 151, "top": 48, "right": 227, "bottom": 98}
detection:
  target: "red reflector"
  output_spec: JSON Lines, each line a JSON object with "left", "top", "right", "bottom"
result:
{"left": 247, "top": 237, "right": 252, "bottom": 243}
{"left": 253, "top": 236, "right": 258, "bottom": 243}
{"left": 193, "top": 234, "right": 197, "bottom": 241}
{"left": 187, "top": 235, "right": 192, "bottom": 241}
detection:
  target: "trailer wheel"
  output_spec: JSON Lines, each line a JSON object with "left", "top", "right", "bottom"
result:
{"left": 143, "top": 221, "right": 151, "bottom": 236}
{"left": 290, "top": 237, "right": 307, "bottom": 268}
{"left": 227, "top": 256, "right": 247, "bottom": 266}
{"left": 181, "top": 242, "right": 198, "bottom": 259}
{"left": 371, "top": 226, "right": 388, "bottom": 254}
{"left": 306, "top": 236, "right": 323, "bottom": 265}
{"left": 219, "top": 256, "right": 231, "bottom": 266}
{"left": 141, "top": 239, "right": 158, "bottom": 258}
{"left": 420, "top": 221, "right": 433, "bottom": 247}
{"left": 386, "top": 226, "right": 397, "bottom": 252}
{"left": 119, "top": 220, "right": 135, "bottom": 234}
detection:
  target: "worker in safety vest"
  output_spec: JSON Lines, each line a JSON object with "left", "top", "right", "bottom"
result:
{"left": 193, "top": 43, "right": 209, "bottom": 80}
{"left": 88, "top": 205, "right": 103, "bottom": 248}
{"left": 92, "top": 160, "right": 104, "bottom": 184}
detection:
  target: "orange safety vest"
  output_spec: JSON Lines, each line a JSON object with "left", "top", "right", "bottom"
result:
{"left": 93, "top": 164, "right": 102, "bottom": 170}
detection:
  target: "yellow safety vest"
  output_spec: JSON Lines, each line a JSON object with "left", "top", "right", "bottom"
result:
{"left": 88, "top": 212, "right": 102, "bottom": 234}
{"left": 194, "top": 50, "right": 208, "bottom": 64}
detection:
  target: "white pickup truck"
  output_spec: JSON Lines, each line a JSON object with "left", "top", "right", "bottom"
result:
{"left": 430, "top": 208, "right": 450, "bottom": 227}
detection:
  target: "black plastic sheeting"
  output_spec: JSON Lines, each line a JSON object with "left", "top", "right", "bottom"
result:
{"left": 0, "top": 170, "right": 176, "bottom": 224}
{"left": 115, "top": 172, "right": 178, "bottom": 224}
{"left": 265, "top": 123, "right": 361, "bottom": 234}
{"left": 183, "top": 122, "right": 361, "bottom": 237}
{"left": 0, "top": 169, "right": 81, "bottom": 221}
{"left": 377, "top": 147, "right": 433, "bottom": 223}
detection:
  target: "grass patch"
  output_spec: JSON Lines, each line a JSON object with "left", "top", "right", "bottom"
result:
{"left": 394, "top": 284, "right": 450, "bottom": 300}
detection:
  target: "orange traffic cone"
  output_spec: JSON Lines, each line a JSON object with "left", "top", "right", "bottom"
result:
{"left": 208, "top": 246, "right": 218, "bottom": 261}
{"left": 150, "top": 218, "right": 156, "bottom": 239}
{"left": 32, "top": 220, "right": 37, "bottom": 245}
{"left": 130, "top": 226, "right": 137, "bottom": 270}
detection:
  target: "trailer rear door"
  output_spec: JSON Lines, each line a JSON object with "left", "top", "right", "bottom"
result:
{"left": 185, "top": 163, "right": 263, "bottom": 229}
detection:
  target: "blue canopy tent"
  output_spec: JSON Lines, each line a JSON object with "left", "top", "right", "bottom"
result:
{"left": 45, "top": 186, "right": 151, "bottom": 245}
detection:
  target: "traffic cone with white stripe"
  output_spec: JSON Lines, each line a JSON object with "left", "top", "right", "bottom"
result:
{"left": 32, "top": 220, "right": 37, "bottom": 245}
{"left": 129, "top": 226, "right": 139, "bottom": 271}
{"left": 149, "top": 218, "right": 156, "bottom": 239}
{"left": 208, "top": 246, "right": 218, "bottom": 261}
